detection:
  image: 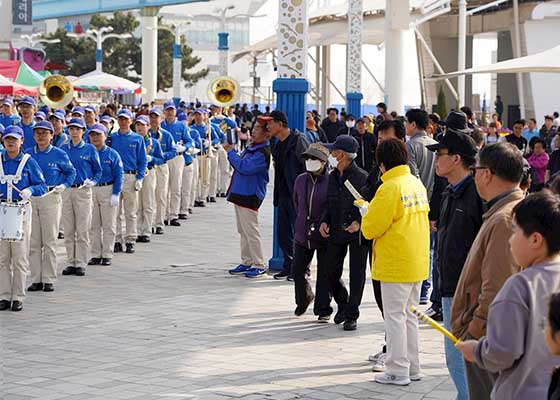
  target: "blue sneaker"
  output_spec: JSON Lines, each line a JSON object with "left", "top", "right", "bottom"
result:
{"left": 245, "top": 268, "right": 267, "bottom": 278}
{"left": 228, "top": 264, "right": 252, "bottom": 275}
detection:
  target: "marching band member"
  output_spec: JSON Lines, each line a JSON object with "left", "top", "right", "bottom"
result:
{"left": 88, "top": 123, "right": 124, "bottom": 266}
{"left": 161, "top": 102, "right": 191, "bottom": 226}
{"left": 0, "top": 98, "right": 21, "bottom": 127}
{"left": 0, "top": 126, "right": 46, "bottom": 312}
{"left": 17, "top": 97, "right": 36, "bottom": 148}
{"left": 61, "top": 118, "right": 102, "bottom": 277}
{"left": 84, "top": 105, "right": 97, "bottom": 132}
{"left": 178, "top": 119, "right": 196, "bottom": 220}
{"left": 187, "top": 112, "right": 201, "bottom": 212}
{"left": 27, "top": 121, "right": 76, "bottom": 293}
{"left": 0, "top": 124, "right": 4, "bottom": 152}
{"left": 49, "top": 111, "right": 69, "bottom": 147}
{"left": 149, "top": 108, "right": 176, "bottom": 234}
{"left": 34, "top": 111, "right": 47, "bottom": 123}
{"left": 217, "top": 107, "right": 238, "bottom": 197}
{"left": 208, "top": 107, "right": 227, "bottom": 202}
{"left": 135, "top": 115, "right": 164, "bottom": 243}
{"left": 112, "top": 109, "right": 148, "bottom": 254}
{"left": 190, "top": 109, "right": 218, "bottom": 207}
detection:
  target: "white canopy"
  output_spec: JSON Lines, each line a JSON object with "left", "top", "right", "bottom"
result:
{"left": 72, "top": 71, "right": 142, "bottom": 94}
{"left": 430, "top": 44, "right": 560, "bottom": 79}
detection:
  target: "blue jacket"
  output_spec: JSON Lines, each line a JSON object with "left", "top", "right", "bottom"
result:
{"left": 145, "top": 136, "right": 165, "bottom": 169}
{"left": 0, "top": 113, "right": 21, "bottom": 128}
{"left": 189, "top": 124, "right": 218, "bottom": 155}
{"left": 186, "top": 125, "right": 201, "bottom": 153}
{"left": 226, "top": 140, "right": 271, "bottom": 210}
{"left": 61, "top": 141, "right": 102, "bottom": 185}
{"left": 0, "top": 151, "right": 47, "bottom": 202}
{"left": 110, "top": 131, "right": 148, "bottom": 180}
{"left": 210, "top": 122, "right": 226, "bottom": 144}
{"left": 26, "top": 144, "right": 76, "bottom": 188}
{"left": 97, "top": 145, "right": 124, "bottom": 196}
{"left": 161, "top": 119, "right": 190, "bottom": 148}
{"left": 19, "top": 120, "right": 36, "bottom": 148}
{"left": 52, "top": 131, "right": 69, "bottom": 147}
{"left": 150, "top": 127, "right": 176, "bottom": 162}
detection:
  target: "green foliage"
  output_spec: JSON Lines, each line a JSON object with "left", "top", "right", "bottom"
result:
{"left": 434, "top": 85, "right": 448, "bottom": 119}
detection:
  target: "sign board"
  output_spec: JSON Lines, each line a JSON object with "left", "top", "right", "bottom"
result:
{"left": 13, "top": 0, "right": 32, "bottom": 25}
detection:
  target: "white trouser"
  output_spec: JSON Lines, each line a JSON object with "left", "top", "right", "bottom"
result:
{"left": 190, "top": 158, "right": 199, "bottom": 207}
{"left": 167, "top": 155, "right": 183, "bottom": 220}
{"left": 234, "top": 205, "right": 264, "bottom": 267}
{"left": 180, "top": 162, "right": 195, "bottom": 215}
{"left": 62, "top": 187, "right": 92, "bottom": 268}
{"left": 217, "top": 146, "right": 230, "bottom": 194}
{"left": 138, "top": 169, "right": 157, "bottom": 236}
{"left": 209, "top": 153, "right": 219, "bottom": 197}
{"left": 154, "top": 163, "right": 169, "bottom": 228}
{"left": 116, "top": 174, "right": 138, "bottom": 244}
{"left": 381, "top": 281, "right": 422, "bottom": 377}
{"left": 197, "top": 155, "right": 211, "bottom": 201}
{"left": 91, "top": 184, "right": 118, "bottom": 258}
{"left": 29, "top": 193, "right": 62, "bottom": 284}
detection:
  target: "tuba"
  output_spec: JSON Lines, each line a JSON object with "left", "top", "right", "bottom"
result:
{"left": 207, "top": 76, "right": 240, "bottom": 107}
{"left": 39, "top": 74, "right": 74, "bottom": 109}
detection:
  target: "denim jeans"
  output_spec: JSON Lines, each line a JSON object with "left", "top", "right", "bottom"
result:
{"left": 442, "top": 297, "right": 468, "bottom": 400}
{"left": 429, "top": 232, "right": 441, "bottom": 309}
{"left": 420, "top": 232, "right": 436, "bottom": 300}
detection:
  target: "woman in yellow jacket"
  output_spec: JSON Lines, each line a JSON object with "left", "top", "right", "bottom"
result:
{"left": 361, "top": 139, "right": 430, "bottom": 386}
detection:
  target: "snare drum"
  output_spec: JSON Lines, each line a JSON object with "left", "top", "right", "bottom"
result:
{"left": 0, "top": 202, "right": 26, "bottom": 241}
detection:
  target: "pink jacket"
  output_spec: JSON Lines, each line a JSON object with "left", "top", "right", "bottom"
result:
{"left": 527, "top": 152, "right": 549, "bottom": 183}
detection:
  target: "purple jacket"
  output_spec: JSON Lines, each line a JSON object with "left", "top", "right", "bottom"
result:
{"left": 293, "top": 171, "right": 329, "bottom": 249}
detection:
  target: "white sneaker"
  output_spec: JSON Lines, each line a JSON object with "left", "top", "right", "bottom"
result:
{"left": 374, "top": 372, "right": 411, "bottom": 386}
{"left": 410, "top": 373, "right": 423, "bottom": 381}
{"left": 368, "top": 350, "right": 384, "bottom": 362}
{"left": 371, "top": 353, "right": 386, "bottom": 372}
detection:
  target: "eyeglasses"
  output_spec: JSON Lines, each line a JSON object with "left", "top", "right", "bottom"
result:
{"left": 470, "top": 165, "right": 493, "bottom": 174}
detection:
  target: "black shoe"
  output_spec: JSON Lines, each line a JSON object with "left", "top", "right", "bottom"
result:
{"left": 178, "top": 213, "right": 188, "bottom": 220}
{"left": 164, "top": 220, "right": 169, "bottom": 226}
{"left": 27, "top": 282, "right": 43, "bottom": 291}
{"left": 0, "top": 300, "right": 11, "bottom": 310}
{"left": 273, "top": 270, "right": 290, "bottom": 280}
{"left": 11, "top": 300, "right": 23, "bottom": 312}
{"left": 75, "top": 267, "right": 86, "bottom": 276}
{"left": 334, "top": 309, "right": 345, "bottom": 325}
{"left": 58, "top": 232, "right": 64, "bottom": 239}
{"left": 88, "top": 258, "right": 101, "bottom": 265}
{"left": 220, "top": 193, "right": 227, "bottom": 198}
{"left": 43, "top": 283, "right": 54, "bottom": 292}
{"left": 101, "top": 258, "right": 112, "bottom": 266}
{"left": 62, "top": 266, "right": 76, "bottom": 275}
{"left": 170, "top": 219, "right": 181, "bottom": 227}
{"left": 294, "top": 295, "right": 314, "bottom": 316}
{"left": 287, "top": 275, "right": 295, "bottom": 282}
{"left": 419, "top": 298, "right": 429, "bottom": 305}
{"left": 125, "top": 243, "right": 135, "bottom": 254}
{"left": 206, "top": 196, "right": 210, "bottom": 202}
{"left": 317, "top": 315, "right": 331, "bottom": 323}
{"left": 343, "top": 319, "right": 357, "bottom": 331}
{"left": 194, "top": 201, "right": 206, "bottom": 207}
{"left": 426, "top": 306, "right": 443, "bottom": 322}
{"left": 155, "top": 227, "right": 164, "bottom": 235}
{"left": 136, "top": 235, "right": 150, "bottom": 243}
{"left": 209, "top": 197, "right": 216, "bottom": 203}
{"left": 188, "top": 208, "right": 193, "bottom": 214}
{"left": 114, "top": 242, "right": 123, "bottom": 253}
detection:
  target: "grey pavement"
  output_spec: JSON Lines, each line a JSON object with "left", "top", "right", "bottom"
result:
{"left": 0, "top": 183, "right": 456, "bottom": 400}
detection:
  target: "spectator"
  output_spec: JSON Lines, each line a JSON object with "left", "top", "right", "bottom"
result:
{"left": 305, "top": 115, "right": 326, "bottom": 143}
{"left": 527, "top": 139, "right": 549, "bottom": 191}
{"left": 267, "top": 110, "right": 310, "bottom": 280}
{"left": 469, "top": 128, "right": 484, "bottom": 150}
{"left": 426, "top": 131, "right": 483, "bottom": 400}
{"left": 352, "top": 118, "right": 376, "bottom": 172}
{"left": 523, "top": 118, "right": 540, "bottom": 144}
{"left": 460, "top": 106, "right": 478, "bottom": 130}
{"left": 546, "top": 292, "right": 560, "bottom": 400}
{"left": 361, "top": 139, "right": 430, "bottom": 386}
{"left": 320, "top": 108, "right": 345, "bottom": 143}
{"left": 520, "top": 159, "right": 533, "bottom": 195}
{"left": 451, "top": 142, "right": 525, "bottom": 400}
{"left": 292, "top": 144, "right": 331, "bottom": 320}
{"left": 225, "top": 118, "right": 271, "bottom": 278}
{"left": 491, "top": 113, "right": 502, "bottom": 129}
{"left": 546, "top": 136, "right": 560, "bottom": 182}
{"left": 456, "top": 191, "right": 560, "bottom": 399}
{"left": 427, "top": 113, "right": 442, "bottom": 140}
{"left": 264, "top": 105, "right": 271, "bottom": 116}
{"left": 541, "top": 115, "right": 558, "bottom": 153}
{"left": 319, "top": 135, "right": 368, "bottom": 331}
{"left": 363, "top": 114, "right": 375, "bottom": 134}
{"left": 376, "top": 102, "right": 393, "bottom": 122}
{"left": 339, "top": 114, "right": 356, "bottom": 136}
{"left": 554, "top": 111, "right": 560, "bottom": 128}
{"left": 506, "top": 120, "right": 529, "bottom": 154}
{"left": 495, "top": 95, "right": 503, "bottom": 121}
{"left": 484, "top": 122, "right": 502, "bottom": 146}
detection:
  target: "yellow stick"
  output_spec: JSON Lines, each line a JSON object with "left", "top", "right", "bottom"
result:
{"left": 409, "top": 306, "right": 460, "bottom": 344}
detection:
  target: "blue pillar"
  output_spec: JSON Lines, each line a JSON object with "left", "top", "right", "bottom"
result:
{"left": 218, "top": 32, "right": 229, "bottom": 50}
{"left": 268, "top": 77, "right": 310, "bottom": 271}
{"left": 346, "top": 92, "right": 363, "bottom": 118}
{"left": 95, "top": 49, "right": 102, "bottom": 63}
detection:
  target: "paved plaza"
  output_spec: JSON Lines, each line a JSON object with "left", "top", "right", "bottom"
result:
{"left": 1, "top": 183, "right": 456, "bottom": 400}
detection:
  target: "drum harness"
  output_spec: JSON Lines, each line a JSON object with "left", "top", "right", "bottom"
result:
{"left": 0, "top": 153, "right": 31, "bottom": 204}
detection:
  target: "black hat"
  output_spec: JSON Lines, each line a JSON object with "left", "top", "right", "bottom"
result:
{"left": 270, "top": 110, "right": 288, "bottom": 126}
{"left": 302, "top": 143, "right": 329, "bottom": 162}
{"left": 426, "top": 131, "right": 478, "bottom": 157}
{"left": 323, "top": 135, "right": 359, "bottom": 153}
{"left": 440, "top": 111, "right": 472, "bottom": 134}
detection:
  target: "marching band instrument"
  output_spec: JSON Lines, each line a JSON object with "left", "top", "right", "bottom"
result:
{"left": 410, "top": 306, "right": 460, "bottom": 344}
{"left": 207, "top": 76, "right": 240, "bottom": 107}
{"left": 0, "top": 202, "right": 26, "bottom": 241}
{"left": 39, "top": 74, "right": 75, "bottom": 109}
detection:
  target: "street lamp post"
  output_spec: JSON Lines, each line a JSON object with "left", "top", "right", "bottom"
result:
{"left": 159, "top": 21, "right": 191, "bottom": 107}
{"left": 20, "top": 33, "right": 61, "bottom": 48}
{"left": 217, "top": 5, "right": 235, "bottom": 77}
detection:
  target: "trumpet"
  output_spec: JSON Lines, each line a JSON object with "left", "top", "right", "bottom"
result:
{"left": 207, "top": 76, "right": 240, "bottom": 107}
{"left": 39, "top": 74, "right": 74, "bottom": 109}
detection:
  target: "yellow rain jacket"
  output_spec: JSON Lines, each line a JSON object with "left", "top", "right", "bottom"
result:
{"left": 361, "top": 164, "right": 430, "bottom": 283}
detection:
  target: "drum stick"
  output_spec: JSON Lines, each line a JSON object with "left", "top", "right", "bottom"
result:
{"left": 8, "top": 182, "right": 23, "bottom": 195}
{"left": 410, "top": 306, "right": 460, "bottom": 344}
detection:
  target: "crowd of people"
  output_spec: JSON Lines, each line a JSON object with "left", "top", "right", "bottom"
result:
{"left": 2, "top": 94, "right": 560, "bottom": 399}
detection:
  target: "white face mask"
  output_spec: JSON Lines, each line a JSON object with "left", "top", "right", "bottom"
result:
{"left": 305, "top": 159, "right": 322, "bottom": 172}
{"left": 328, "top": 154, "right": 339, "bottom": 168}
{"left": 346, "top": 120, "right": 355, "bottom": 129}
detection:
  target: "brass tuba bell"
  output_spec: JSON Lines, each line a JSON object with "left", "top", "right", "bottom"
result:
{"left": 39, "top": 74, "right": 74, "bottom": 109}
{"left": 207, "top": 76, "right": 240, "bottom": 107}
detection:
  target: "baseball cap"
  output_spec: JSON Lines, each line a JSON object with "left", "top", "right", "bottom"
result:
{"left": 323, "top": 135, "right": 359, "bottom": 153}
{"left": 18, "top": 97, "right": 36, "bottom": 107}
{"left": 302, "top": 143, "right": 329, "bottom": 162}
{"left": 49, "top": 111, "right": 65, "bottom": 121}
{"left": 84, "top": 105, "right": 96, "bottom": 114}
{"left": 270, "top": 110, "right": 288, "bottom": 126}
{"left": 0, "top": 123, "right": 4, "bottom": 134}
{"left": 163, "top": 101, "right": 176, "bottom": 110}
{"left": 3, "top": 125, "right": 24, "bottom": 139}
{"left": 71, "top": 106, "right": 85, "bottom": 116}
{"left": 67, "top": 118, "right": 86, "bottom": 129}
{"left": 149, "top": 108, "right": 162, "bottom": 116}
{"left": 426, "top": 130, "right": 478, "bottom": 157}
{"left": 100, "top": 115, "right": 113, "bottom": 124}
{"left": 32, "top": 120, "right": 54, "bottom": 132}
{"left": 88, "top": 123, "right": 107, "bottom": 135}
{"left": 34, "top": 111, "right": 47, "bottom": 121}
{"left": 177, "top": 113, "right": 188, "bottom": 122}
{"left": 2, "top": 98, "right": 13, "bottom": 107}
{"left": 193, "top": 108, "right": 205, "bottom": 115}
{"left": 134, "top": 115, "right": 149, "bottom": 125}
{"left": 55, "top": 108, "right": 67, "bottom": 116}
{"left": 117, "top": 109, "right": 132, "bottom": 119}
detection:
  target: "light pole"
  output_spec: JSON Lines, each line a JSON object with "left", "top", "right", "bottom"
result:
{"left": 68, "top": 27, "right": 132, "bottom": 73}
{"left": 217, "top": 5, "right": 235, "bottom": 77}
{"left": 159, "top": 20, "right": 191, "bottom": 106}
{"left": 20, "top": 33, "right": 60, "bottom": 48}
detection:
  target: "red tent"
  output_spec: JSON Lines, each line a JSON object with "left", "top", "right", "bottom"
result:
{"left": 0, "top": 74, "right": 38, "bottom": 96}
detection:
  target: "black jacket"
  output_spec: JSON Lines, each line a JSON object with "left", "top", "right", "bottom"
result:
{"left": 322, "top": 162, "right": 368, "bottom": 244}
{"left": 361, "top": 163, "right": 382, "bottom": 202}
{"left": 549, "top": 367, "right": 560, "bottom": 400}
{"left": 351, "top": 131, "right": 376, "bottom": 173}
{"left": 436, "top": 175, "right": 484, "bottom": 297}
{"left": 320, "top": 118, "right": 346, "bottom": 143}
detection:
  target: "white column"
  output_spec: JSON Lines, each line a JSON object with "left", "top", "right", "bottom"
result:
{"left": 384, "top": 0, "right": 409, "bottom": 115}
{"left": 96, "top": 36, "right": 103, "bottom": 73}
{"left": 277, "top": 0, "right": 308, "bottom": 79}
{"left": 141, "top": 7, "right": 159, "bottom": 101}
{"left": 458, "top": 0, "right": 467, "bottom": 106}
{"left": 346, "top": 0, "right": 363, "bottom": 94}
{"left": 321, "top": 45, "right": 330, "bottom": 115}
{"left": 513, "top": 0, "right": 525, "bottom": 118}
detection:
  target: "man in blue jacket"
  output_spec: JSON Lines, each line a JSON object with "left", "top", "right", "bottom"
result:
{"left": 17, "top": 97, "right": 36, "bottom": 148}
{"left": 0, "top": 98, "right": 21, "bottom": 128}
{"left": 226, "top": 118, "right": 271, "bottom": 278}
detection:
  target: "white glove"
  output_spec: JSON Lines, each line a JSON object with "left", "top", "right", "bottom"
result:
{"left": 359, "top": 204, "right": 369, "bottom": 217}
{"left": 146, "top": 155, "right": 153, "bottom": 163}
{"left": 353, "top": 199, "right": 370, "bottom": 217}
{"left": 54, "top": 184, "right": 66, "bottom": 193}
{"left": 20, "top": 188, "right": 32, "bottom": 201}
{"left": 135, "top": 179, "right": 143, "bottom": 191}
{"left": 83, "top": 179, "right": 96, "bottom": 188}
{"left": 110, "top": 194, "right": 120, "bottom": 207}
{"left": 202, "top": 139, "right": 209, "bottom": 148}
{"left": 176, "top": 144, "right": 186, "bottom": 153}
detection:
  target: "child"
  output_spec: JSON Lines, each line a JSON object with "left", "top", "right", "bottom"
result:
{"left": 485, "top": 122, "right": 501, "bottom": 145}
{"left": 546, "top": 292, "right": 560, "bottom": 400}
{"left": 456, "top": 190, "right": 560, "bottom": 399}
{"left": 527, "top": 139, "right": 549, "bottom": 191}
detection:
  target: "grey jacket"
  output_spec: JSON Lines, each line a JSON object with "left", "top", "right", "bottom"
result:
{"left": 475, "top": 261, "right": 560, "bottom": 399}
{"left": 406, "top": 131, "right": 437, "bottom": 199}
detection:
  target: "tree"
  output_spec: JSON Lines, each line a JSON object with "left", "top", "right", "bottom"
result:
{"left": 434, "top": 85, "right": 448, "bottom": 119}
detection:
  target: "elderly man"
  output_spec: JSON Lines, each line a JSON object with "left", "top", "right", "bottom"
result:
{"left": 319, "top": 135, "right": 369, "bottom": 331}
{"left": 321, "top": 108, "right": 345, "bottom": 143}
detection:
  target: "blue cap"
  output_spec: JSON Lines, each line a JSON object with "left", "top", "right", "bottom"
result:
{"left": 49, "top": 111, "right": 65, "bottom": 121}
{"left": 67, "top": 118, "right": 86, "bottom": 129}
{"left": 34, "top": 111, "right": 46, "bottom": 121}
{"left": 163, "top": 102, "right": 176, "bottom": 110}
{"left": 193, "top": 108, "right": 206, "bottom": 115}
{"left": 117, "top": 109, "right": 132, "bottom": 119}
{"left": 3, "top": 125, "right": 24, "bottom": 139}
{"left": 88, "top": 123, "right": 107, "bottom": 135}
{"left": 0, "top": 123, "right": 4, "bottom": 134}
{"left": 177, "top": 113, "right": 187, "bottom": 122}
{"left": 2, "top": 98, "right": 13, "bottom": 107}
{"left": 55, "top": 108, "right": 66, "bottom": 116}
{"left": 100, "top": 115, "right": 113, "bottom": 124}
{"left": 323, "top": 135, "right": 359, "bottom": 153}
{"left": 40, "top": 105, "right": 50, "bottom": 115}
{"left": 134, "top": 115, "right": 149, "bottom": 125}
{"left": 71, "top": 106, "right": 85, "bottom": 116}
{"left": 18, "top": 97, "right": 36, "bottom": 107}
{"left": 33, "top": 120, "right": 54, "bottom": 132}
{"left": 149, "top": 108, "right": 162, "bottom": 116}
{"left": 84, "top": 105, "right": 96, "bottom": 114}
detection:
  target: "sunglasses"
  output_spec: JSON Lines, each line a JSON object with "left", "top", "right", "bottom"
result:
{"left": 469, "top": 165, "right": 493, "bottom": 174}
